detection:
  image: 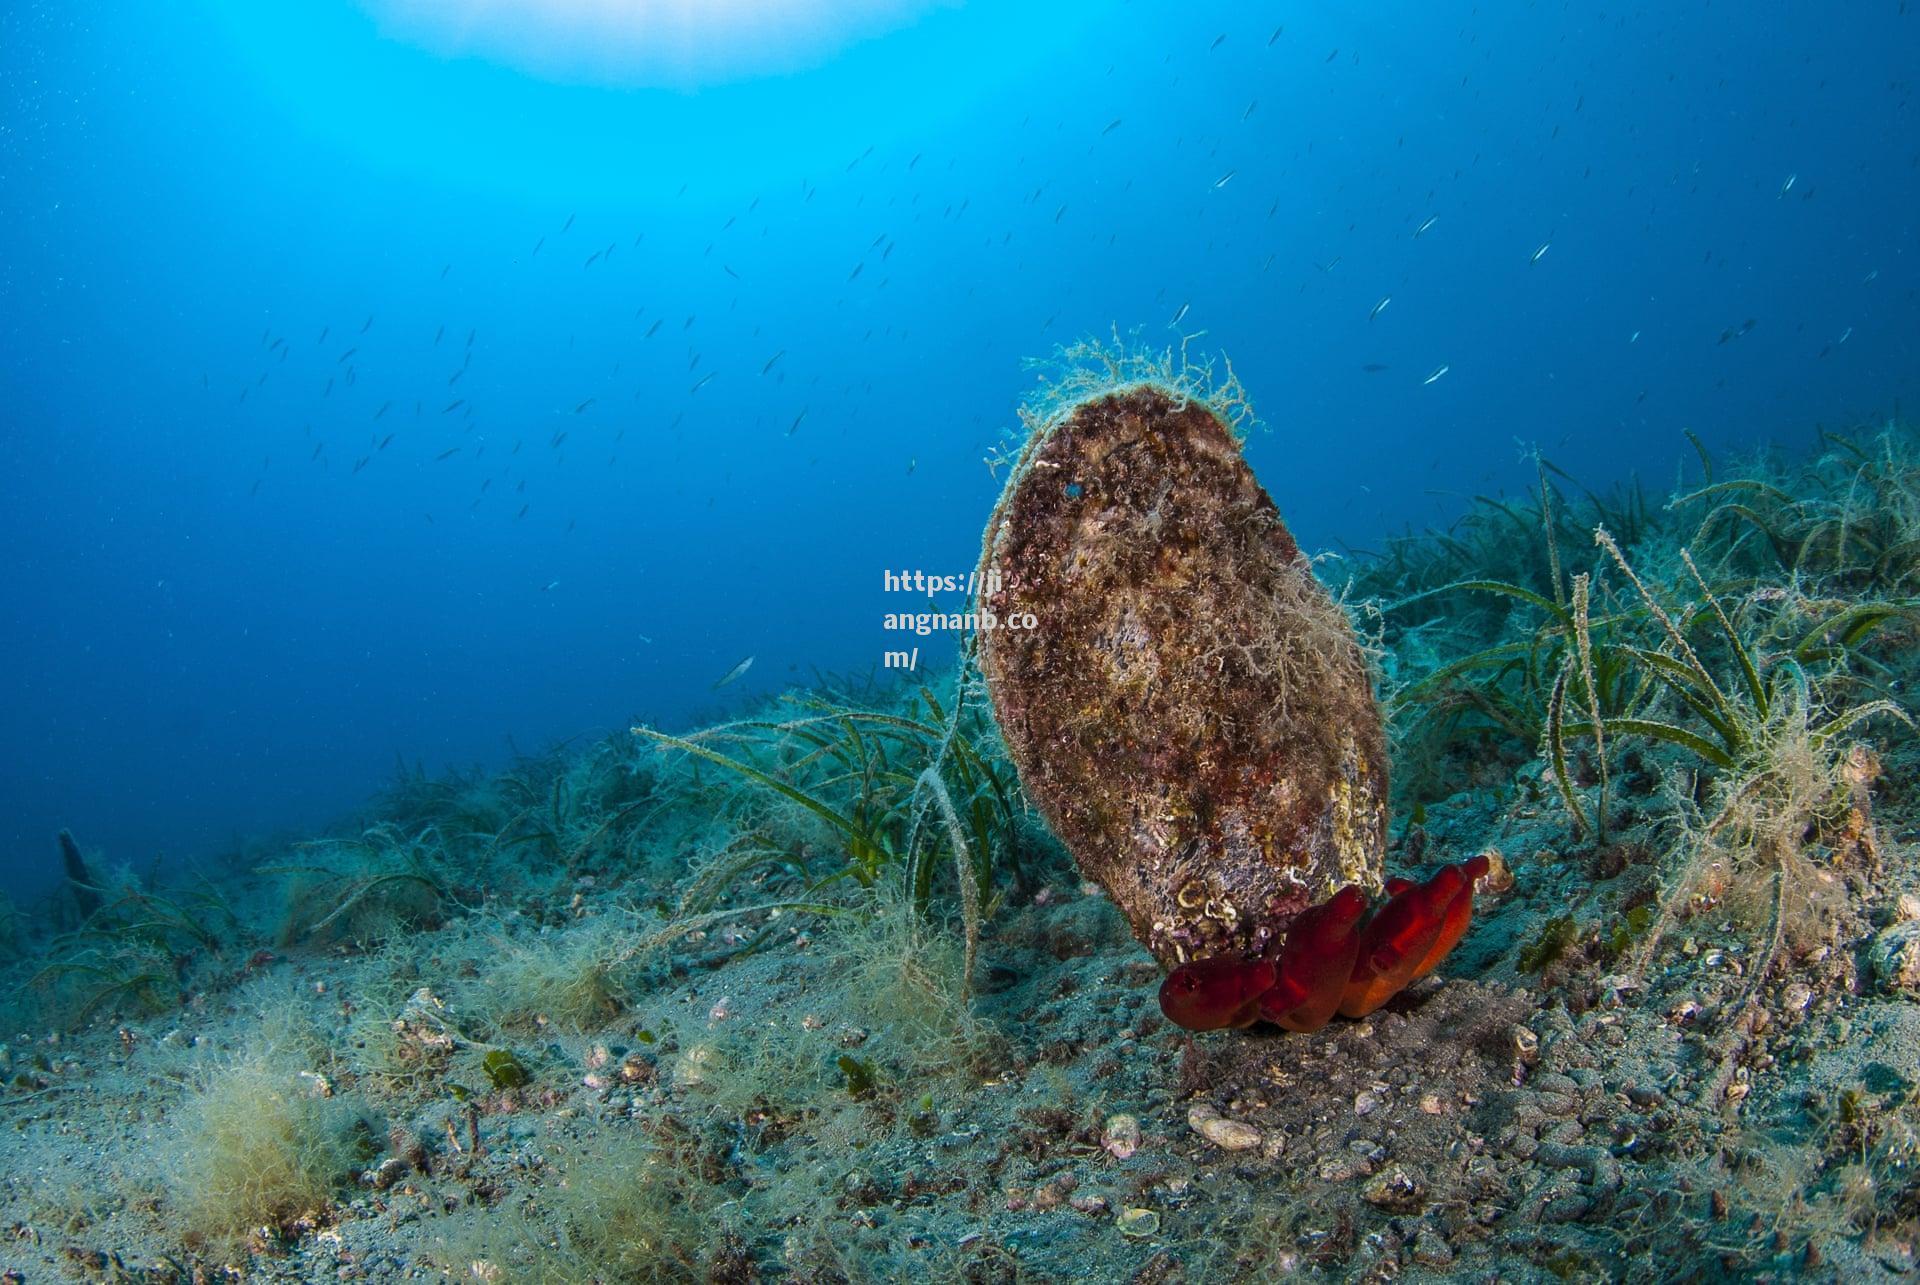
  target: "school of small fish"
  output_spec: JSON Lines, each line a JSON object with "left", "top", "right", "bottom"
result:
{"left": 205, "top": 14, "right": 1879, "bottom": 687}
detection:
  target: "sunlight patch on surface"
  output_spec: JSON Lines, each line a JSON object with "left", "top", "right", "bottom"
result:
{"left": 361, "top": 0, "right": 958, "bottom": 86}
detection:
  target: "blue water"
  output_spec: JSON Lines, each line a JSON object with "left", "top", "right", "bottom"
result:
{"left": 2, "top": 0, "right": 1914, "bottom": 897}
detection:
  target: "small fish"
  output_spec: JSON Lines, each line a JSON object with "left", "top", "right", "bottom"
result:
{"left": 724, "top": 265, "right": 740, "bottom": 280}
{"left": 1423, "top": 364, "right": 1450, "bottom": 385}
{"left": 1213, "top": 170, "right": 1236, "bottom": 189}
{"left": 443, "top": 399, "right": 465, "bottom": 414}
{"left": 1369, "top": 295, "right": 1391, "bottom": 322}
{"left": 434, "top": 325, "right": 444, "bottom": 345}
{"left": 907, "top": 457, "right": 916, "bottom": 475}
{"left": 361, "top": 314, "right": 374, "bottom": 333}
{"left": 1102, "top": 118, "right": 1123, "bottom": 135}
{"left": 1530, "top": 242, "right": 1551, "bottom": 264}
{"left": 517, "top": 504, "right": 529, "bottom": 519}
{"left": 352, "top": 456, "right": 369, "bottom": 474}
{"left": 762, "top": 350, "right": 785, "bottom": 375}
{"left": 645, "top": 319, "right": 663, "bottom": 338}
{"left": 440, "top": 263, "right": 450, "bottom": 279}
{"left": 1243, "top": 100, "right": 1257, "bottom": 120}
{"left": 690, "top": 372, "right": 716, "bottom": 393}
{"left": 337, "top": 347, "right": 357, "bottom": 364}
{"left": 436, "top": 447, "right": 460, "bottom": 461}
{"left": 562, "top": 213, "right": 575, "bottom": 232}
{"left": 849, "top": 263, "right": 863, "bottom": 282}
{"left": 1170, "top": 301, "right": 1190, "bottom": 327}
{"left": 317, "top": 326, "right": 329, "bottom": 344}
{"left": 374, "top": 400, "right": 391, "bottom": 420}
{"left": 1837, "top": 326, "right": 1853, "bottom": 344}
{"left": 551, "top": 431, "right": 568, "bottom": 449}
{"left": 713, "top": 655, "right": 754, "bottom": 689}
{"left": 378, "top": 433, "right": 394, "bottom": 450}
{"left": 1630, "top": 330, "right": 1641, "bottom": 343}
{"left": 543, "top": 580, "right": 560, "bottom": 591}
{"left": 1268, "top": 24, "right": 1283, "bottom": 45}
{"left": 1414, "top": 215, "right": 1438, "bottom": 237}
{"left": 532, "top": 236, "right": 544, "bottom": 257}
{"left": 1780, "top": 172, "right": 1796, "bottom": 197}
{"left": 788, "top": 408, "right": 807, "bottom": 436}
{"left": 574, "top": 398, "right": 595, "bottom": 414}
{"left": 1209, "top": 33, "right": 1225, "bottom": 50}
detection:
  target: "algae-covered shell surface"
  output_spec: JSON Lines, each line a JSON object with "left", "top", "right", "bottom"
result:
{"left": 977, "top": 384, "right": 1387, "bottom": 968}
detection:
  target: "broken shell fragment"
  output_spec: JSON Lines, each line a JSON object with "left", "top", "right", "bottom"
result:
{"left": 1101, "top": 1113, "right": 1143, "bottom": 1160}
{"left": 1187, "top": 1102, "right": 1263, "bottom": 1151}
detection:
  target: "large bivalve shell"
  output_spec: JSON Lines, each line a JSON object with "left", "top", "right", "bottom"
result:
{"left": 977, "top": 384, "right": 1387, "bottom": 967}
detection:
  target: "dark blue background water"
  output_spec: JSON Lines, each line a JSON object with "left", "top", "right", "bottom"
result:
{"left": 3, "top": 0, "right": 1914, "bottom": 896}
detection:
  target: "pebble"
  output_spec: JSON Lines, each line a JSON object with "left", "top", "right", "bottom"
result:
{"left": 1116, "top": 1207, "right": 1160, "bottom": 1238}
{"left": 674, "top": 1042, "right": 721, "bottom": 1087}
{"left": 1870, "top": 921, "right": 1920, "bottom": 994}
{"left": 1319, "top": 1149, "right": 1379, "bottom": 1182}
{"left": 1361, "top": 1163, "right": 1427, "bottom": 1213}
{"left": 1412, "top": 1227, "right": 1455, "bottom": 1267}
{"left": 1187, "top": 1103, "right": 1262, "bottom": 1151}
{"left": 363, "top": 1157, "right": 410, "bottom": 1191}
{"left": 1102, "top": 1113, "right": 1142, "bottom": 1160}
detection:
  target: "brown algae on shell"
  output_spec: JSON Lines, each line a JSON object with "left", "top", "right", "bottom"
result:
{"left": 976, "top": 368, "right": 1387, "bottom": 968}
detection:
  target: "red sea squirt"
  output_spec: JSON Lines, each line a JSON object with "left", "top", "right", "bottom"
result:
{"left": 1158, "top": 855, "right": 1490, "bottom": 1034}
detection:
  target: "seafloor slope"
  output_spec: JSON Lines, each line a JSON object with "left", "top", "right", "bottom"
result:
{"left": 5, "top": 424, "right": 1920, "bottom": 1283}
